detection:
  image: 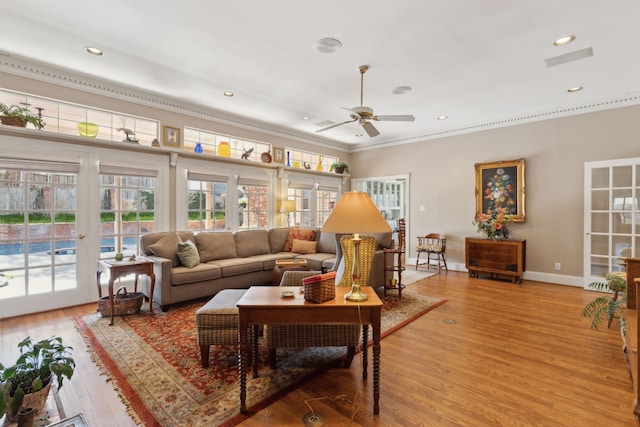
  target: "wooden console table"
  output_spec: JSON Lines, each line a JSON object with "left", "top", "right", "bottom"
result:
{"left": 465, "top": 238, "right": 526, "bottom": 284}
{"left": 237, "top": 285, "right": 383, "bottom": 415}
{"left": 96, "top": 257, "right": 155, "bottom": 325}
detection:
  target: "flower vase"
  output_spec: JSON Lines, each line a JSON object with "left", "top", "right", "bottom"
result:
{"left": 194, "top": 143, "right": 203, "bottom": 154}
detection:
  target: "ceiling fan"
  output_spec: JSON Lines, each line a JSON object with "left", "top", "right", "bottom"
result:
{"left": 316, "top": 65, "right": 415, "bottom": 137}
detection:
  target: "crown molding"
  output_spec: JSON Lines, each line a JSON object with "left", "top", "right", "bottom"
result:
{"left": 0, "top": 53, "right": 350, "bottom": 153}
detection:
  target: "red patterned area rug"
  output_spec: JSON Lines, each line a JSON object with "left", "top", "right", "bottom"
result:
{"left": 74, "top": 290, "right": 446, "bottom": 427}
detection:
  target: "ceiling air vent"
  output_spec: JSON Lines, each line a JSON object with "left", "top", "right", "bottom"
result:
{"left": 545, "top": 47, "right": 593, "bottom": 68}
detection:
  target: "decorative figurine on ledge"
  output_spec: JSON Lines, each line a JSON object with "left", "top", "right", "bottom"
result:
{"left": 117, "top": 127, "right": 139, "bottom": 143}
{"left": 241, "top": 147, "right": 254, "bottom": 159}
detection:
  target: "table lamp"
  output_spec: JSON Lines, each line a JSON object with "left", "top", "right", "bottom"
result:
{"left": 280, "top": 200, "right": 296, "bottom": 227}
{"left": 322, "top": 191, "right": 391, "bottom": 301}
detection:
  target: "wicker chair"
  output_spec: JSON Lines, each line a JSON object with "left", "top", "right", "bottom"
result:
{"left": 335, "top": 234, "right": 378, "bottom": 287}
{"left": 266, "top": 270, "right": 361, "bottom": 369}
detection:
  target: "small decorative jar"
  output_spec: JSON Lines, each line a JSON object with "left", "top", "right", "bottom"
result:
{"left": 194, "top": 143, "right": 203, "bottom": 154}
{"left": 218, "top": 141, "right": 231, "bottom": 157}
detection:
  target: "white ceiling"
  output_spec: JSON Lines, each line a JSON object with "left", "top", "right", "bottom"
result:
{"left": 2, "top": 1, "right": 640, "bottom": 151}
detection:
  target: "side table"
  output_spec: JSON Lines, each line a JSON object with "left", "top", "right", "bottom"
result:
{"left": 96, "top": 257, "right": 155, "bottom": 325}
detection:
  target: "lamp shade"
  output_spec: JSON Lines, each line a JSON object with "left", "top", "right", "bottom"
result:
{"left": 280, "top": 200, "right": 296, "bottom": 213}
{"left": 321, "top": 191, "right": 391, "bottom": 233}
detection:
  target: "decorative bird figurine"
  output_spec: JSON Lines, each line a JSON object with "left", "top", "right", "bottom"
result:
{"left": 116, "top": 128, "right": 139, "bottom": 143}
{"left": 241, "top": 148, "right": 254, "bottom": 159}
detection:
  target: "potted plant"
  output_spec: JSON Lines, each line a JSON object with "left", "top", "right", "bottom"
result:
{"left": 330, "top": 162, "right": 349, "bottom": 174}
{"left": 581, "top": 272, "right": 627, "bottom": 330}
{"left": 0, "top": 336, "right": 75, "bottom": 421}
{"left": 0, "top": 103, "right": 43, "bottom": 129}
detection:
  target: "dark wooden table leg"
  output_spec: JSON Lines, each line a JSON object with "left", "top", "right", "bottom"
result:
{"left": 148, "top": 272, "right": 155, "bottom": 314}
{"left": 108, "top": 276, "right": 115, "bottom": 326}
{"left": 361, "top": 324, "right": 369, "bottom": 380}
{"left": 239, "top": 313, "right": 248, "bottom": 414}
{"left": 373, "top": 309, "right": 381, "bottom": 414}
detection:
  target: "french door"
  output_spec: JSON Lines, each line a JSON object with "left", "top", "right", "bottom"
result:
{"left": 0, "top": 159, "right": 86, "bottom": 317}
{"left": 584, "top": 157, "right": 640, "bottom": 288}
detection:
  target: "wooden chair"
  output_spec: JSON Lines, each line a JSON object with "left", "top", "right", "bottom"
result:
{"left": 416, "top": 233, "right": 448, "bottom": 273}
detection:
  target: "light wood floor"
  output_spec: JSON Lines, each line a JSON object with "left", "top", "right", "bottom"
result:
{"left": 1, "top": 271, "right": 636, "bottom": 426}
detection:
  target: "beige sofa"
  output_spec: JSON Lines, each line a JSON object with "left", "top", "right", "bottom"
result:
{"left": 139, "top": 227, "right": 392, "bottom": 311}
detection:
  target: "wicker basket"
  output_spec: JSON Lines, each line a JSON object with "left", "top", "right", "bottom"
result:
{"left": 302, "top": 271, "right": 336, "bottom": 303}
{"left": 0, "top": 116, "right": 27, "bottom": 127}
{"left": 98, "top": 286, "right": 144, "bottom": 317}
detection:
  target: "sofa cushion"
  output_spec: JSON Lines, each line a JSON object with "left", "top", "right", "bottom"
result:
{"left": 171, "top": 263, "right": 222, "bottom": 285}
{"left": 196, "top": 231, "right": 237, "bottom": 262}
{"left": 268, "top": 228, "right": 291, "bottom": 253}
{"left": 176, "top": 239, "right": 200, "bottom": 268}
{"left": 317, "top": 231, "right": 336, "bottom": 254}
{"left": 284, "top": 228, "right": 315, "bottom": 252}
{"left": 235, "top": 229, "right": 270, "bottom": 257}
{"left": 148, "top": 232, "right": 183, "bottom": 267}
{"left": 372, "top": 232, "right": 393, "bottom": 250}
{"left": 210, "top": 258, "right": 263, "bottom": 277}
{"left": 292, "top": 238, "right": 317, "bottom": 254}
{"left": 140, "top": 231, "right": 195, "bottom": 256}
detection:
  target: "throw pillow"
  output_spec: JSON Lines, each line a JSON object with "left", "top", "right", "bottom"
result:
{"left": 291, "top": 238, "right": 318, "bottom": 254}
{"left": 284, "top": 228, "right": 315, "bottom": 252}
{"left": 148, "top": 232, "right": 182, "bottom": 267}
{"left": 176, "top": 239, "right": 200, "bottom": 268}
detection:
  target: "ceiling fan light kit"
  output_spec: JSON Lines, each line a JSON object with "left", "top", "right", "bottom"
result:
{"left": 316, "top": 65, "right": 415, "bottom": 137}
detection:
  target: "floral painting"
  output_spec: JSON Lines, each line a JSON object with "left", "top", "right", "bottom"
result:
{"left": 474, "top": 158, "right": 525, "bottom": 223}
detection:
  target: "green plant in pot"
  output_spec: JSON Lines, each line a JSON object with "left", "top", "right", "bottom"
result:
{"left": 0, "top": 336, "right": 75, "bottom": 420}
{"left": 0, "top": 103, "right": 44, "bottom": 129}
{"left": 581, "top": 272, "right": 627, "bottom": 330}
{"left": 330, "top": 162, "right": 349, "bottom": 174}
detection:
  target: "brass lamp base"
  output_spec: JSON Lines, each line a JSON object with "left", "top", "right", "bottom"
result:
{"left": 344, "top": 284, "right": 368, "bottom": 302}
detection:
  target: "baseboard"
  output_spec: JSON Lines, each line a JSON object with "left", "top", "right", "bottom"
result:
{"left": 407, "top": 257, "right": 584, "bottom": 287}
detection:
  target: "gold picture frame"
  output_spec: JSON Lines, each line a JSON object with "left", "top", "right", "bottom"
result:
{"left": 163, "top": 125, "right": 181, "bottom": 148}
{"left": 273, "top": 146, "right": 285, "bottom": 164}
{"left": 474, "top": 158, "right": 525, "bottom": 222}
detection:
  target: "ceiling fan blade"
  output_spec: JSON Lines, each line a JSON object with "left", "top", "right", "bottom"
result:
{"left": 373, "top": 115, "right": 415, "bottom": 122}
{"left": 315, "top": 118, "right": 357, "bottom": 133}
{"left": 362, "top": 121, "right": 380, "bottom": 137}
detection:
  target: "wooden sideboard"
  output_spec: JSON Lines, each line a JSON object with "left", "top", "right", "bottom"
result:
{"left": 623, "top": 257, "right": 640, "bottom": 422}
{"left": 465, "top": 238, "right": 526, "bottom": 284}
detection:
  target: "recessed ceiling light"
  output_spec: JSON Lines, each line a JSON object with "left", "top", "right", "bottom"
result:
{"left": 392, "top": 86, "right": 412, "bottom": 95}
{"left": 437, "top": 115, "right": 448, "bottom": 120}
{"left": 302, "top": 116, "right": 310, "bottom": 120}
{"left": 85, "top": 46, "right": 104, "bottom": 56}
{"left": 567, "top": 86, "right": 583, "bottom": 93}
{"left": 223, "top": 91, "right": 234, "bottom": 97}
{"left": 553, "top": 35, "right": 576, "bottom": 46}
{"left": 315, "top": 38, "right": 342, "bottom": 53}
{"left": 355, "top": 133, "right": 363, "bottom": 137}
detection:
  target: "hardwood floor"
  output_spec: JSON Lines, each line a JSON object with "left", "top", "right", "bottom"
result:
{"left": 1, "top": 271, "right": 635, "bottom": 426}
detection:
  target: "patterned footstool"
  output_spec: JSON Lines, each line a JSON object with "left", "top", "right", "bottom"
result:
{"left": 195, "top": 289, "right": 247, "bottom": 368}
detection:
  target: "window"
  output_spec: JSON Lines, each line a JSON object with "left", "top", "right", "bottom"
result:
{"left": 187, "top": 173, "right": 228, "bottom": 231}
{"left": 0, "top": 89, "right": 159, "bottom": 145}
{"left": 237, "top": 178, "right": 270, "bottom": 230}
{"left": 0, "top": 159, "right": 80, "bottom": 299}
{"left": 286, "top": 184, "right": 313, "bottom": 227}
{"left": 184, "top": 127, "right": 271, "bottom": 161}
{"left": 316, "top": 186, "right": 339, "bottom": 225}
{"left": 99, "top": 166, "right": 157, "bottom": 257}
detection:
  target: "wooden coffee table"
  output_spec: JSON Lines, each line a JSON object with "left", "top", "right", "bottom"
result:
{"left": 237, "top": 285, "right": 383, "bottom": 415}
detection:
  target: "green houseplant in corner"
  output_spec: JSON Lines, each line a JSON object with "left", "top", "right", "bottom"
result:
{"left": 330, "top": 162, "right": 349, "bottom": 174}
{"left": 0, "top": 336, "right": 75, "bottom": 421}
{"left": 0, "top": 103, "right": 44, "bottom": 129}
{"left": 581, "top": 272, "right": 627, "bottom": 330}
